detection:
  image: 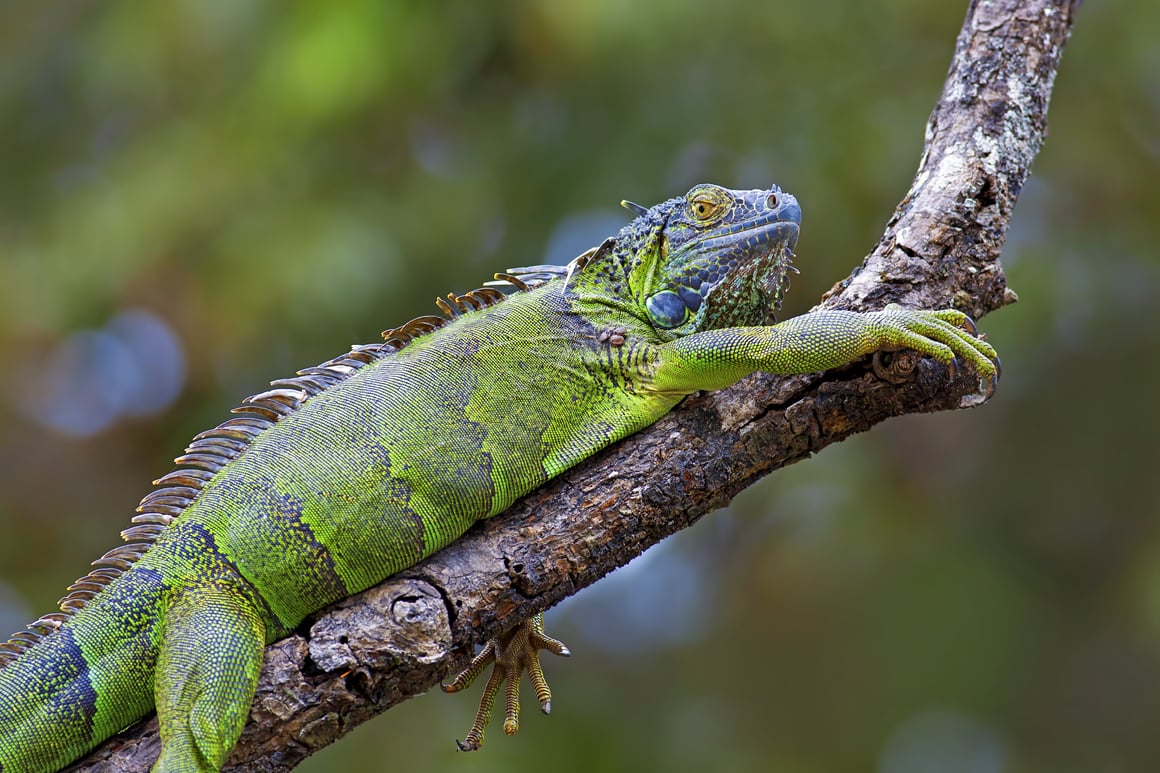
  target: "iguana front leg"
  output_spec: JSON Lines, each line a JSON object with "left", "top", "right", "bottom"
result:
{"left": 442, "top": 613, "right": 570, "bottom": 751}
{"left": 649, "top": 305, "right": 1000, "bottom": 394}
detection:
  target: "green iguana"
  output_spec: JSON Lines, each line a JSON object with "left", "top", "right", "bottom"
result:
{"left": 0, "top": 183, "right": 999, "bottom": 772}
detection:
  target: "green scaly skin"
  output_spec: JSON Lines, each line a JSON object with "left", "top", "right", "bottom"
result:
{"left": 0, "top": 183, "right": 999, "bottom": 771}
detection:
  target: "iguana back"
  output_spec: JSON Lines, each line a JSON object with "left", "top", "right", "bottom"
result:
{"left": 0, "top": 272, "right": 682, "bottom": 771}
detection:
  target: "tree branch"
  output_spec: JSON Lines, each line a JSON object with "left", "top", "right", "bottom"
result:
{"left": 68, "top": 1, "right": 1079, "bottom": 770}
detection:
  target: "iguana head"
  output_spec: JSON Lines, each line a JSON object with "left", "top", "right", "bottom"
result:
{"left": 613, "top": 183, "right": 801, "bottom": 339}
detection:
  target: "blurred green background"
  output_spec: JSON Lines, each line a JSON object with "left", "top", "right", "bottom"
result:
{"left": 1, "top": 1, "right": 1157, "bottom": 771}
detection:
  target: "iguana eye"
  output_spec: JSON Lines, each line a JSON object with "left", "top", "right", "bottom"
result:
{"left": 645, "top": 290, "right": 689, "bottom": 329}
{"left": 689, "top": 198, "right": 721, "bottom": 222}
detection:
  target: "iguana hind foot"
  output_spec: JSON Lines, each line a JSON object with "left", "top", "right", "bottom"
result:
{"left": 442, "top": 612, "right": 570, "bottom": 751}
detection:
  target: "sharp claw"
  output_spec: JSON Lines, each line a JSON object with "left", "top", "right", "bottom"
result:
{"left": 993, "top": 355, "right": 1002, "bottom": 380}
{"left": 947, "top": 356, "right": 959, "bottom": 379}
{"left": 961, "top": 314, "right": 977, "bottom": 335}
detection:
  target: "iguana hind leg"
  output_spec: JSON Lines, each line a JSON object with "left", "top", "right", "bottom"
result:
{"left": 442, "top": 612, "right": 570, "bottom": 751}
{"left": 152, "top": 586, "right": 265, "bottom": 773}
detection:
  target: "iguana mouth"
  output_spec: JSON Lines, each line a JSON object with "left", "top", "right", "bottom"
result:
{"left": 699, "top": 214, "right": 800, "bottom": 255}
{"left": 676, "top": 216, "right": 799, "bottom": 300}
{"left": 684, "top": 186, "right": 801, "bottom": 279}
{"left": 692, "top": 199, "right": 802, "bottom": 328}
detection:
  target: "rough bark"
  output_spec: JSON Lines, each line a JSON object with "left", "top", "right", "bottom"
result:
{"left": 69, "top": 1, "right": 1079, "bottom": 770}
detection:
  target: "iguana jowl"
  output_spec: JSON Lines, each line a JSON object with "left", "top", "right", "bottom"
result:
{"left": 0, "top": 183, "right": 999, "bottom": 772}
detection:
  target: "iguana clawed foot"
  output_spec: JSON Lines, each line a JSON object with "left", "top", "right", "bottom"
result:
{"left": 442, "top": 612, "right": 570, "bottom": 751}
{"left": 872, "top": 303, "right": 1001, "bottom": 394}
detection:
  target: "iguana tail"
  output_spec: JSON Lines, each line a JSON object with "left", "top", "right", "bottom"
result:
{"left": 0, "top": 550, "right": 269, "bottom": 773}
{"left": 0, "top": 342, "right": 402, "bottom": 772}
{"left": 0, "top": 564, "right": 164, "bottom": 772}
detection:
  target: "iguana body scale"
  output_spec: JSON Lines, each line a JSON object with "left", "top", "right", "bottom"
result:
{"left": 0, "top": 184, "right": 999, "bottom": 772}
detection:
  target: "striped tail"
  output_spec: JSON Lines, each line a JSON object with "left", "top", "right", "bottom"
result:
{"left": 0, "top": 564, "right": 165, "bottom": 772}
